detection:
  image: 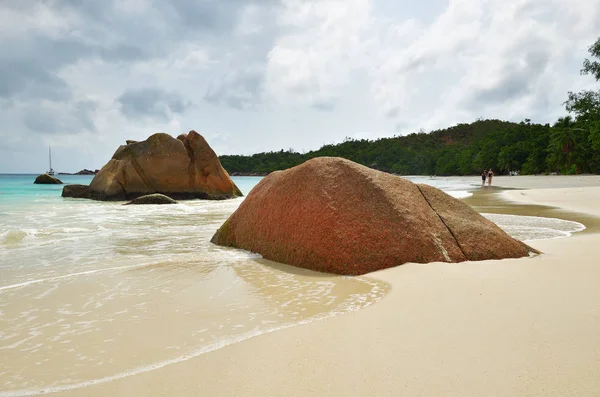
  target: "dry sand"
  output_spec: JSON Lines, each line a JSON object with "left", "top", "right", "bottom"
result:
{"left": 56, "top": 175, "right": 600, "bottom": 397}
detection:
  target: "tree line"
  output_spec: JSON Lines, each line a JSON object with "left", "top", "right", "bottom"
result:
{"left": 220, "top": 38, "right": 600, "bottom": 176}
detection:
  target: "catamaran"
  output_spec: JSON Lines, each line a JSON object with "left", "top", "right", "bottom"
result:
{"left": 47, "top": 146, "right": 55, "bottom": 175}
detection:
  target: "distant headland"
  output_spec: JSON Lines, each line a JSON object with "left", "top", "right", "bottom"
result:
{"left": 58, "top": 169, "right": 99, "bottom": 175}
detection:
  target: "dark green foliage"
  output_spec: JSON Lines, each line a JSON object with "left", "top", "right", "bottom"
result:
{"left": 221, "top": 120, "right": 562, "bottom": 176}
{"left": 220, "top": 117, "right": 597, "bottom": 176}
{"left": 220, "top": 37, "right": 600, "bottom": 176}
{"left": 581, "top": 37, "right": 600, "bottom": 81}
{"left": 565, "top": 90, "right": 600, "bottom": 123}
{"left": 552, "top": 36, "right": 600, "bottom": 174}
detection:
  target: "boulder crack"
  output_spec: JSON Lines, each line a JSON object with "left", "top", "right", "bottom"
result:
{"left": 182, "top": 138, "right": 197, "bottom": 189}
{"left": 124, "top": 145, "right": 157, "bottom": 193}
{"left": 416, "top": 184, "right": 468, "bottom": 260}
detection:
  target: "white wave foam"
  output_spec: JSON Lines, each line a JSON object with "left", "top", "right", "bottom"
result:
{"left": 482, "top": 213, "right": 585, "bottom": 241}
{"left": 0, "top": 264, "right": 150, "bottom": 293}
{"left": 1, "top": 229, "right": 39, "bottom": 244}
{"left": 402, "top": 176, "right": 479, "bottom": 193}
{"left": 446, "top": 191, "right": 473, "bottom": 199}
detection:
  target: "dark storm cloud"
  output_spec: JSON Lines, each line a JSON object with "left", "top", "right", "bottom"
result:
{"left": 385, "top": 107, "right": 400, "bottom": 118}
{"left": 311, "top": 99, "right": 336, "bottom": 111}
{"left": 0, "top": 35, "right": 79, "bottom": 101}
{"left": 118, "top": 88, "right": 191, "bottom": 120}
{"left": 470, "top": 74, "right": 531, "bottom": 105}
{"left": 0, "top": 2, "right": 150, "bottom": 90}
{"left": 54, "top": 0, "right": 268, "bottom": 33}
{"left": 167, "top": 0, "right": 253, "bottom": 31}
{"left": 0, "top": 60, "right": 71, "bottom": 101}
{"left": 23, "top": 100, "right": 98, "bottom": 134}
{"left": 23, "top": 109, "right": 66, "bottom": 134}
{"left": 0, "top": 0, "right": 275, "bottom": 143}
{"left": 0, "top": 35, "right": 144, "bottom": 101}
{"left": 0, "top": 0, "right": 282, "bottom": 120}
{"left": 467, "top": 49, "right": 550, "bottom": 107}
{"left": 204, "top": 69, "right": 265, "bottom": 110}
{"left": 200, "top": 0, "right": 283, "bottom": 110}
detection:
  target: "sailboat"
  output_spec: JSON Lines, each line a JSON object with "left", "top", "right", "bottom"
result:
{"left": 47, "top": 146, "right": 55, "bottom": 176}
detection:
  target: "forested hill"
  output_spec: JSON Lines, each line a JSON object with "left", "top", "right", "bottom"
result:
{"left": 220, "top": 118, "right": 600, "bottom": 176}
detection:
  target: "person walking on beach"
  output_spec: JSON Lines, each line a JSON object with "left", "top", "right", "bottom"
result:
{"left": 487, "top": 168, "right": 494, "bottom": 186}
{"left": 481, "top": 169, "right": 487, "bottom": 187}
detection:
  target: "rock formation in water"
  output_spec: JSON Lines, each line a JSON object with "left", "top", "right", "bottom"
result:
{"left": 229, "top": 172, "right": 269, "bottom": 177}
{"left": 124, "top": 193, "right": 177, "bottom": 205}
{"left": 74, "top": 169, "right": 98, "bottom": 175}
{"left": 34, "top": 174, "right": 63, "bottom": 184}
{"left": 211, "top": 157, "right": 538, "bottom": 275}
{"left": 58, "top": 169, "right": 99, "bottom": 176}
{"left": 62, "top": 130, "right": 242, "bottom": 201}
{"left": 61, "top": 184, "right": 91, "bottom": 198}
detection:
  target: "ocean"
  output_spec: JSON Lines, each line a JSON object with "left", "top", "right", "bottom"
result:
{"left": 0, "top": 174, "right": 584, "bottom": 396}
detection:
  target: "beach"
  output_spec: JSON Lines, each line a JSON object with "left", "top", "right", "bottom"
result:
{"left": 43, "top": 174, "right": 600, "bottom": 397}
{"left": 4, "top": 0, "right": 600, "bottom": 395}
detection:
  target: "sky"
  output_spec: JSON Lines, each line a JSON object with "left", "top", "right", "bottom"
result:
{"left": 1, "top": 0, "right": 599, "bottom": 173}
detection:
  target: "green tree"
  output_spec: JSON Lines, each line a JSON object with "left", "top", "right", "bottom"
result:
{"left": 565, "top": 90, "right": 600, "bottom": 122}
{"left": 582, "top": 37, "right": 600, "bottom": 80}
{"left": 565, "top": 37, "right": 600, "bottom": 123}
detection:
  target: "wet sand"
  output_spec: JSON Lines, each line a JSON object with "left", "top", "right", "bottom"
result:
{"left": 53, "top": 175, "right": 600, "bottom": 397}
{"left": 464, "top": 185, "right": 600, "bottom": 235}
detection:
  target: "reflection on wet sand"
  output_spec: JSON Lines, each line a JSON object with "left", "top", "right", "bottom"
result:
{"left": 0, "top": 254, "right": 388, "bottom": 396}
{"left": 234, "top": 257, "right": 389, "bottom": 322}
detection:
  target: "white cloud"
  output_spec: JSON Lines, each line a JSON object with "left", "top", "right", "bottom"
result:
{"left": 265, "top": 0, "right": 372, "bottom": 107}
{"left": 0, "top": 3, "right": 80, "bottom": 40}
{"left": 367, "top": 0, "right": 600, "bottom": 133}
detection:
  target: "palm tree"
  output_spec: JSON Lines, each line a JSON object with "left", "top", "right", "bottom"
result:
{"left": 548, "top": 116, "right": 578, "bottom": 172}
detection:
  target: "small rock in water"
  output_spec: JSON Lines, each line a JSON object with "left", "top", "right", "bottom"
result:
{"left": 124, "top": 194, "right": 177, "bottom": 205}
{"left": 62, "top": 184, "right": 91, "bottom": 198}
{"left": 34, "top": 174, "right": 63, "bottom": 184}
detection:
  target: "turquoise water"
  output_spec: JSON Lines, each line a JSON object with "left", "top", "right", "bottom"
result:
{"left": 0, "top": 174, "right": 469, "bottom": 205}
{"left": 231, "top": 176, "right": 264, "bottom": 196}
{"left": 0, "top": 173, "right": 585, "bottom": 244}
{"left": 0, "top": 175, "right": 262, "bottom": 204}
{"left": 0, "top": 174, "right": 94, "bottom": 204}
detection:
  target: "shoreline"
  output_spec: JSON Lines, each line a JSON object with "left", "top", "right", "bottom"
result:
{"left": 51, "top": 176, "right": 600, "bottom": 397}
{"left": 229, "top": 172, "right": 269, "bottom": 177}
{"left": 463, "top": 185, "right": 600, "bottom": 236}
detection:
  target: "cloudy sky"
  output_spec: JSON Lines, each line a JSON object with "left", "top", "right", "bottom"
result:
{"left": 1, "top": 0, "right": 599, "bottom": 173}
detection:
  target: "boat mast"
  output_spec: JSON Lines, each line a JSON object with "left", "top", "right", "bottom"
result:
{"left": 49, "top": 146, "right": 52, "bottom": 171}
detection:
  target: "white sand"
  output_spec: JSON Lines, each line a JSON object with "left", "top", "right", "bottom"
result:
{"left": 56, "top": 176, "right": 600, "bottom": 397}
{"left": 492, "top": 174, "right": 600, "bottom": 189}
{"left": 440, "top": 174, "right": 600, "bottom": 190}
{"left": 501, "top": 186, "right": 600, "bottom": 217}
